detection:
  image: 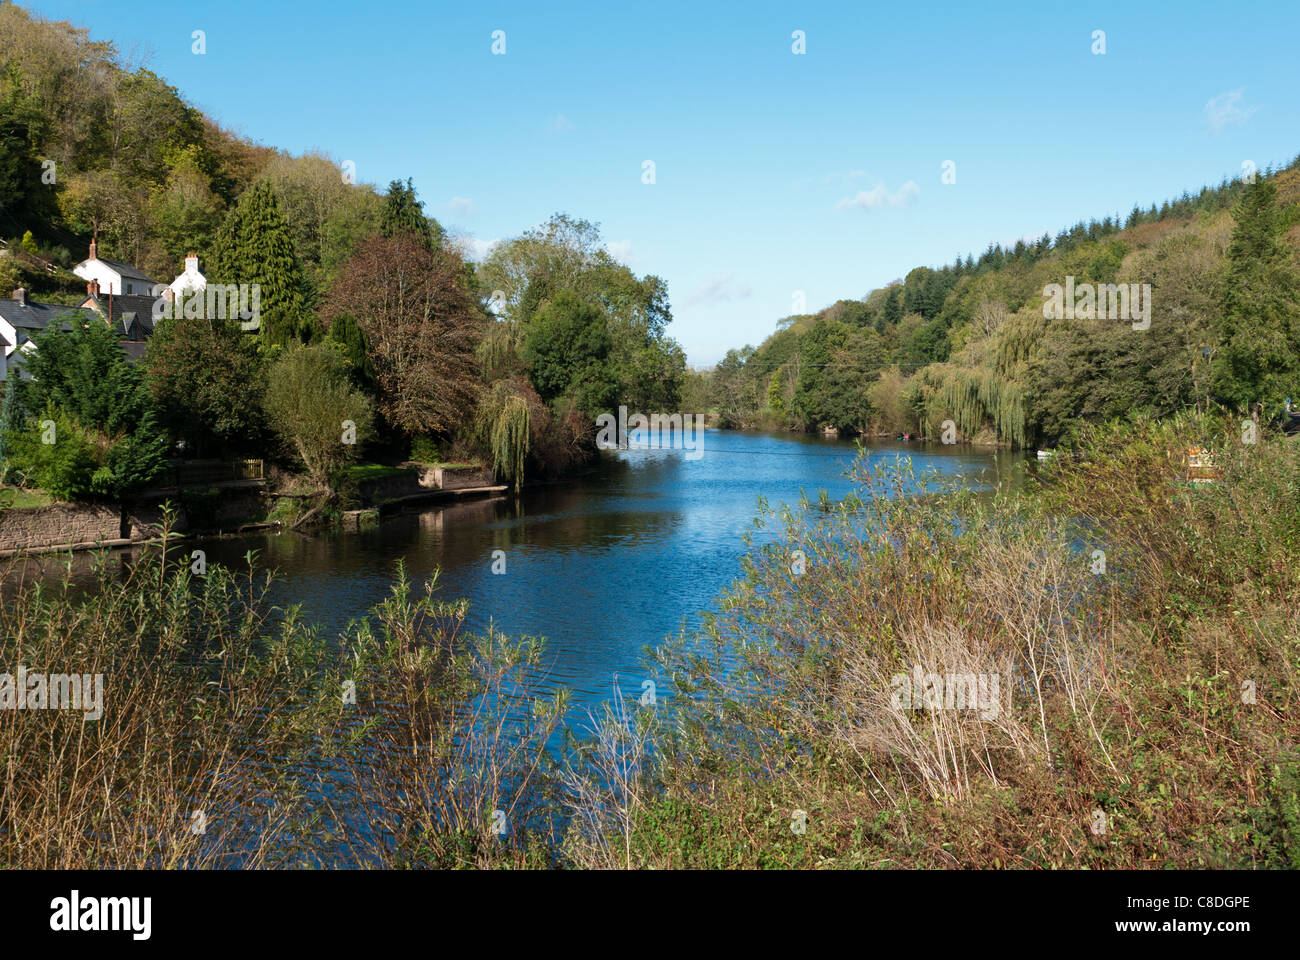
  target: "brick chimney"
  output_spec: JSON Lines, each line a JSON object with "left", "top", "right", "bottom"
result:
{"left": 11, "top": 287, "right": 26, "bottom": 306}
{"left": 86, "top": 278, "right": 101, "bottom": 298}
{"left": 89, "top": 237, "right": 97, "bottom": 261}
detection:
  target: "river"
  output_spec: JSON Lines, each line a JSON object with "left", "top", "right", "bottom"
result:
{"left": 178, "top": 431, "right": 1023, "bottom": 713}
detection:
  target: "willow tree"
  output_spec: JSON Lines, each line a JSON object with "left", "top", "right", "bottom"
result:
{"left": 920, "top": 364, "right": 1027, "bottom": 447}
{"left": 908, "top": 307, "right": 1041, "bottom": 447}
{"left": 476, "top": 379, "right": 537, "bottom": 490}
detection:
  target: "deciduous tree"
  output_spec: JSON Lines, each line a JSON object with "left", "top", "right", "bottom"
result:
{"left": 145, "top": 311, "right": 265, "bottom": 456}
{"left": 327, "top": 234, "right": 482, "bottom": 438}
{"left": 262, "top": 343, "right": 372, "bottom": 490}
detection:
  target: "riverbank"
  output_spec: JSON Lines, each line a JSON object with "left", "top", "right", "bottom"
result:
{"left": 714, "top": 410, "right": 1011, "bottom": 447}
{"left": 3, "top": 416, "right": 1292, "bottom": 869}
{"left": 0, "top": 461, "right": 515, "bottom": 557}
{"left": 0, "top": 486, "right": 269, "bottom": 558}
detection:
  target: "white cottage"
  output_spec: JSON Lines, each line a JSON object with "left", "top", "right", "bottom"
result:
{"left": 169, "top": 253, "right": 206, "bottom": 298}
{"left": 72, "top": 239, "right": 158, "bottom": 297}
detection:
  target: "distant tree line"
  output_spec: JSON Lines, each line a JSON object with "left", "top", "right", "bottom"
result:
{"left": 687, "top": 159, "right": 1300, "bottom": 448}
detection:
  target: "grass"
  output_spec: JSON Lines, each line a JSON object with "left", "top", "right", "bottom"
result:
{"left": 0, "top": 486, "right": 55, "bottom": 509}
{"left": 336, "top": 463, "right": 412, "bottom": 482}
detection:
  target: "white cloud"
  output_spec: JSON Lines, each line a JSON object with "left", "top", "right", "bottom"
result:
{"left": 684, "top": 271, "right": 752, "bottom": 308}
{"left": 836, "top": 180, "right": 920, "bottom": 210}
{"left": 1205, "top": 88, "right": 1258, "bottom": 134}
{"left": 446, "top": 196, "right": 476, "bottom": 217}
{"left": 548, "top": 114, "right": 574, "bottom": 133}
{"left": 461, "top": 237, "right": 500, "bottom": 262}
{"left": 605, "top": 239, "right": 635, "bottom": 264}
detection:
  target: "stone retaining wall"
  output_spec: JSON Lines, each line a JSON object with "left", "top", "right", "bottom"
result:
{"left": 0, "top": 503, "right": 125, "bottom": 552}
{"left": 356, "top": 471, "right": 423, "bottom": 502}
{"left": 361, "top": 465, "right": 496, "bottom": 502}
{"left": 0, "top": 487, "right": 269, "bottom": 555}
{"left": 428, "top": 465, "right": 495, "bottom": 490}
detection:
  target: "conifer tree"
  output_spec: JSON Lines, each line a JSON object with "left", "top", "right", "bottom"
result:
{"left": 881, "top": 287, "right": 902, "bottom": 327}
{"left": 381, "top": 178, "right": 441, "bottom": 251}
{"left": 1212, "top": 178, "right": 1300, "bottom": 413}
{"left": 208, "top": 179, "right": 312, "bottom": 345}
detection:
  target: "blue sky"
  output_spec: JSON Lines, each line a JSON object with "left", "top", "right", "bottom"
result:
{"left": 26, "top": 0, "right": 1300, "bottom": 364}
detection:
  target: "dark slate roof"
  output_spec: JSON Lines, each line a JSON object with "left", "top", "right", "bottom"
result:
{"left": 0, "top": 298, "right": 97, "bottom": 341}
{"left": 79, "top": 257, "right": 157, "bottom": 284}
{"left": 0, "top": 297, "right": 152, "bottom": 361}
{"left": 82, "top": 294, "right": 158, "bottom": 339}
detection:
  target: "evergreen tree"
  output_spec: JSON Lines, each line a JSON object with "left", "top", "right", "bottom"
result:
{"left": 208, "top": 179, "right": 313, "bottom": 345}
{"left": 381, "top": 178, "right": 442, "bottom": 251}
{"left": 6, "top": 318, "right": 168, "bottom": 500}
{"left": 1212, "top": 178, "right": 1300, "bottom": 412}
{"left": 881, "top": 287, "right": 903, "bottom": 327}
{"left": 328, "top": 313, "right": 375, "bottom": 388}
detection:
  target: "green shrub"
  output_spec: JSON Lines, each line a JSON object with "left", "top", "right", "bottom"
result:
{"left": 4, "top": 408, "right": 96, "bottom": 500}
{"left": 409, "top": 434, "right": 441, "bottom": 463}
{"left": 263, "top": 343, "right": 374, "bottom": 490}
